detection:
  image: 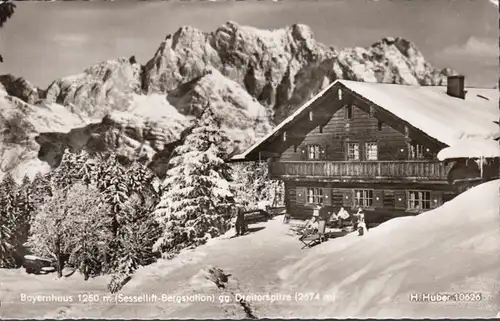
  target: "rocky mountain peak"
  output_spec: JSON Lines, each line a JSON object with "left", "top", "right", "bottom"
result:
{"left": 44, "top": 57, "right": 142, "bottom": 118}
{"left": 0, "top": 75, "right": 41, "bottom": 105}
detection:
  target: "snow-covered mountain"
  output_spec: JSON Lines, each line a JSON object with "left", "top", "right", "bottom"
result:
{"left": 0, "top": 22, "right": 454, "bottom": 181}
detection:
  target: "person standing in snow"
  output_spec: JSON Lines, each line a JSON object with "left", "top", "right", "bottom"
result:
{"left": 355, "top": 208, "right": 368, "bottom": 236}
{"left": 235, "top": 208, "right": 246, "bottom": 236}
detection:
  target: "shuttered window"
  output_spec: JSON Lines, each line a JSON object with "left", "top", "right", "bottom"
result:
{"left": 407, "top": 190, "right": 431, "bottom": 210}
{"left": 409, "top": 143, "right": 425, "bottom": 159}
{"left": 306, "top": 188, "right": 324, "bottom": 205}
{"left": 347, "top": 143, "right": 360, "bottom": 160}
{"left": 307, "top": 144, "right": 321, "bottom": 160}
{"left": 353, "top": 189, "right": 374, "bottom": 208}
{"left": 365, "top": 142, "right": 378, "bottom": 160}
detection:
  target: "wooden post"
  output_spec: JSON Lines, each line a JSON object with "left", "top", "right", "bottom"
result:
{"left": 480, "top": 156, "right": 484, "bottom": 178}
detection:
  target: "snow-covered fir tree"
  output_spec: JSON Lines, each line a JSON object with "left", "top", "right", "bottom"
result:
{"left": 104, "top": 159, "right": 161, "bottom": 293}
{"left": 231, "top": 161, "right": 284, "bottom": 210}
{"left": 51, "top": 149, "right": 90, "bottom": 190}
{"left": 28, "top": 172, "right": 53, "bottom": 207}
{"left": 0, "top": 174, "right": 18, "bottom": 267}
{"left": 154, "top": 107, "right": 235, "bottom": 254}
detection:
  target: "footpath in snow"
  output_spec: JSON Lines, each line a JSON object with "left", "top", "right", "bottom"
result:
{"left": 1, "top": 180, "right": 499, "bottom": 319}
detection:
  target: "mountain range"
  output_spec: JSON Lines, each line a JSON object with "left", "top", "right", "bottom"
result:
{"left": 0, "top": 21, "right": 455, "bottom": 181}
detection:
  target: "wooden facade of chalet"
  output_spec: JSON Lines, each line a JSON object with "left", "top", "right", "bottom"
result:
{"left": 232, "top": 77, "right": 499, "bottom": 222}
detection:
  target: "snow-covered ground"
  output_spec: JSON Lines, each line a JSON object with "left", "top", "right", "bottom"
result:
{"left": 1, "top": 180, "right": 499, "bottom": 319}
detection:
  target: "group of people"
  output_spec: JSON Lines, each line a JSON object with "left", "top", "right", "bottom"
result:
{"left": 237, "top": 204, "right": 369, "bottom": 237}
{"left": 303, "top": 207, "right": 368, "bottom": 236}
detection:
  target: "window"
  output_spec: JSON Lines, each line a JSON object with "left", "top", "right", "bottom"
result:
{"left": 347, "top": 143, "right": 360, "bottom": 160}
{"left": 365, "top": 142, "right": 378, "bottom": 160}
{"left": 309, "top": 111, "right": 314, "bottom": 121}
{"left": 307, "top": 188, "right": 324, "bottom": 204}
{"left": 345, "top": 105, "right": 353, "bottom": 119}
{"left": 283, "top": 131, "right": 287, "bottom": 142}
{"left": 377, "top": 121, "right": 383, "bottom": 131}
{"left": 307, "top": 144, "right": 321, "bottom": 160}
{"left": 354, "top": 189, "right": 373, "bottom": 208}
{"left": 407, "top": 190, "right": 431, "bottom": 210}
{"left": 409, "top": 143, "right": 425, "bottom": 159}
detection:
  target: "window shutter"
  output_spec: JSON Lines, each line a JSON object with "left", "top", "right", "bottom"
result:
{"left": 430, "top": 191, "right": 444, "bottom": 209}
{"left": 373, "top": 190, "right": 384, "bottom": 209}
{"left": 394, "top": 190, "right": 406, "bottom": 210}
{"left": 300, "top": 146, "right": 307, "bottom": 160}
{"left": 320, "top": 144, "right": 327, "bottom": 160}
{"left": 322, "top": 188, "right": 332, "bottom": 205}
{"left": 341, "top": 189, "right": 352, "bottom": 207}
{"left": 296, "top": 187, "right": 307, "bottom": 204}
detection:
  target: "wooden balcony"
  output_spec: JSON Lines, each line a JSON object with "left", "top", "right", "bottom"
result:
{"left": 269, "top": 160, "right": 451, "bottom": 182}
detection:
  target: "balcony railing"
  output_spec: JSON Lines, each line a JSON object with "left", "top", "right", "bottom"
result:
{"left": 269, "top": 160, "right": 451, "bottom": 181}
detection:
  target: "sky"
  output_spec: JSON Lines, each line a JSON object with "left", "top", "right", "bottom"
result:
{"left": 0, "top": 0, "right": 497, "bottom": 88}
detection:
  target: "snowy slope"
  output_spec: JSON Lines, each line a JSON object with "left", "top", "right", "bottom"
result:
{"left": 279, "top": 179, "right": 500, "bottom": 318}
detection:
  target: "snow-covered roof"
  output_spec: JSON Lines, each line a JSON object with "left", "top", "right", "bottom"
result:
{"left": 340, "top": 80, "right": 499, "bottom": 146}
{"left": 437, "top": 138, "right": 500, "bottom": 160}
{"left": 232, "top": 79, "right": 499, "bottom": 160}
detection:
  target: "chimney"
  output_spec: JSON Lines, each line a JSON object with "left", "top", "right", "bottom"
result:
{"left": 447, "top": 75, "right": 465, "bottom": 99}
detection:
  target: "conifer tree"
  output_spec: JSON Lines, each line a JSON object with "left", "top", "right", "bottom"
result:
{"left": 154, "top": 107, "right": 235, "bottom": 254}
{"left": 231, "top": 161, "right": 284, "bottom": 210}
{"left": 106, "top": 160, "right": 160, "bottom": 292}
{"left": 51, "top": 149, "right": 90, "bottom": 190}
{"left": 0, "top": 173, "right": 18, "bottom": 267}
{"left": 12, "top": 175, "right": 33, "bottom": 257}
{"left": 29, "top": 172, "right": 53, "bottom": 207}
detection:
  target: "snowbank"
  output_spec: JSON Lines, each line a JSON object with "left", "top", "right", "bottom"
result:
{"left": 437, "top": 138, "right": 500, "bottom": 160}
{"left": 279, "top": 180, "right": 500, "bottom": 318}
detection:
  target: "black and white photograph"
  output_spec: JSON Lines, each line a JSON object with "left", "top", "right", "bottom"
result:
{"left": 0, "top": 0, "right": 498, "bottom": 319}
